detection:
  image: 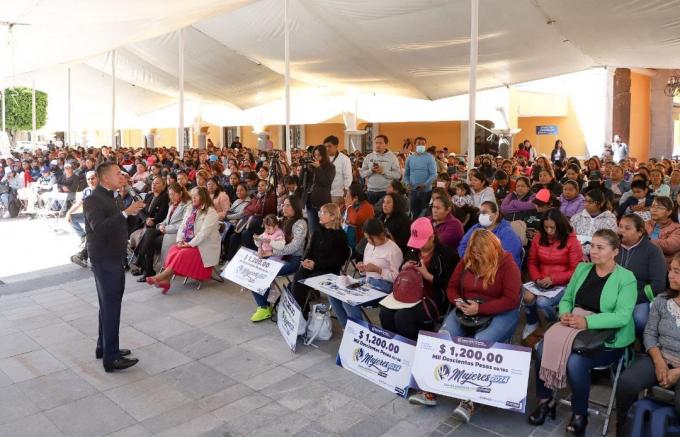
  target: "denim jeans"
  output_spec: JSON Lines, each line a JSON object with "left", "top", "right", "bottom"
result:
{"left": 534, "top": 340, "right": 624, "bottom": 415}
{"left": 306, "top": 201, "right": 320, "bottom": 239}
{"left": 70, "top": 213, "right": 87, "bottom": 238}
{"left": 633, "top": 302, "right": 651, "bottom": 333}
{"left": 408, "top": 189, "right": 432, "bottom": 219}
{"left": 329, "top": 296, "right": 366, "bottom": 328}
{"left": 524, "top": 290, "right": 564, "bottom": 325}
{"left": 251, "top": 256, "right": 301, "bottom": 308}
{"left": 441, "top": 308, "right": 519, "bottom": 343}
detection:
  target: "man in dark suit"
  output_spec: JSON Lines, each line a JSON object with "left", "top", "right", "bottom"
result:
{"left": 84, "top": 162, "right": 145, "bottom": 372}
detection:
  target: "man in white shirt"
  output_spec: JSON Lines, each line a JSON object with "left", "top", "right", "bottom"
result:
{"left": 324, "top": 135, "right": 352, "bottom": 206}
{"left": 612, "top": 134, "right": 629, "bottom": 163}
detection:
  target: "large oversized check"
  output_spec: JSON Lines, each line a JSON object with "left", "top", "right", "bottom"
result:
{"left": 221, "top": 248, "right": 285, "bottom": 295}
{"left": 336, "top": 318, "right": 416, "bottom": 397}
{"left": 410, "top": 331, "right": 532, "bottom": 412}
{"left": 299, "top": 274, "right": 387, "bottom": 305}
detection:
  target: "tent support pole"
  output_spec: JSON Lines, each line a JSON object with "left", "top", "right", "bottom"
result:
{"left": 67, "top": 67, "right": 71, "bottom": 147}
{"left": 284, "top": 0, "right": 291, "bottom": 161}
{"left": 178, "top": 28, "right": 185, "bottom": 158}
{"left": 111, "top": 50, "right": 116, "bottom": 148}
{"left": 467, "top": 0, "right": 478, "bottom": 169}
{"left": 32, "top": 80, "right": 36, "bottom": 145}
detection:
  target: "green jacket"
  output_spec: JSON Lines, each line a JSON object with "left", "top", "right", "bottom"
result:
{"left": 559, "top": 262, "right": 637, "bottom": 349}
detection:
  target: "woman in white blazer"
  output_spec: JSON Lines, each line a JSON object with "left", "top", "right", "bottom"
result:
{"left": 135, "top": 183, "right": 191, "bottom": 280}
{"left": 146, "top": 187, "right": 220, "bottom": 294}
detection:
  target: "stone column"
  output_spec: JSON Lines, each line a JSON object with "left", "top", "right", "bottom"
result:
{"left": 612, "top": 68, "right": 631, "bottom": 145}
{"left": 650, "top": 69, "right": 674, "bottom": 159}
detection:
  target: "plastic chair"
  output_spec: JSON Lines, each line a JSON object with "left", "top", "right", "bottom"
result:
{"left": 557, "top": 351, "right": 626, "bottom": 436}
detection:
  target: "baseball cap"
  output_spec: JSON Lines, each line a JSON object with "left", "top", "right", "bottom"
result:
{"left": 532, "top": 188, "right": 560, "bottom": 207}
{"left": 407, "top": 217, "right": 434, "bottom": 249}
{"left": 379, "top": 288, "right": 420, "bottom": 310}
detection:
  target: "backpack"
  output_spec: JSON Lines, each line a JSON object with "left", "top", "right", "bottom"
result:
{"left": 392, "top": 265, "right": 440, "bottom": 321}
{"left": 623, "top": 398, "right": 680, "bottom": 437}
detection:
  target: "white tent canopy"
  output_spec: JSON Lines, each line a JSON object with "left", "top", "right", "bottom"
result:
{"left": 1, "top": 0, "right": 679, "bottom": 129}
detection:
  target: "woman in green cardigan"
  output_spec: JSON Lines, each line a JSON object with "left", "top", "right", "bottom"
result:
{"left": 528, "top": 229, "right": 636, "bottom": 436}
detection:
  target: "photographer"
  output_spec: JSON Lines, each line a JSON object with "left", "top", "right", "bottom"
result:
{"left": 305, "top": 145, "right": 335, "bottom": 236}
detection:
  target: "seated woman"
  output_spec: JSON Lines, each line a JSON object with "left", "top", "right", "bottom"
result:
{"left": 344, "top": 182, "right": 375, "bottom": 252}
{"left": 458, "top": 200, "right": 523, "bottom": 267}
{"left": 500, "top": 176, "right": 535, "bottom": 221}
{"left": 329, "top": 219, "right": 403, "bottom": 327}
{"left": 291, "top": 203, "right": 349, "bottom": 316}
{"left": 384, "top": 218, "right": 457, "bottom": 407}
{"left": 559, "top": 180, "right": 585, "bottom": 219}
{"left": 522, "top": 209, "right": 583, "bottom": 339}
{"left": 207, "top": 177, "right": 230, "bottom": 221}
{"left": 531, "top": 167, "right": 563, "bottom": 197}
{"left": 431, "top": 230, "right": 521, "bottom": 420}
{"left": 529, "top": 229, "right": 636, "bottom": 436}
{"left": 145, "top": 187, "right": 221, "bottom": 294}
{"left": 649, "top": 168, "right": 671, "bottom": 197}
{"left": 469, "top": 168, "right": 496, "bottom": 207}
{"left": 616, "top": 252, "right": 680, "bottom": 434}
{"left": 616, "top": 213, "right": 667, "bottom": 333}
{"left": 224, "top": 179, "right": 277, "bottom": 261}
{"left": 135, "top": 183, "right": 191, "bottom": 281}
{"left": 429, "top": 194, "right": 464, "bottom": 252}
{"left": 376, "top": 192, "right": 411, "bottom": 254}
{"left": 249, "top": 195, "right": 307, "bottom": 322}
{"left": 645, "top": 196, "right": 680, "bottom": 268}
{"left": 569, "top": 189, "right": 617, "bottom": 250}
{"left": 617, "top": 179, "right": 653, "bottom": 220}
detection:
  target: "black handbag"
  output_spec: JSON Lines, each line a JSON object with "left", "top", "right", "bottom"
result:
{"left": 572, "top": 328, "right": 617, "bottom": 355}
{"left": 454, "top": 269, "right": 492, "bottom": 332}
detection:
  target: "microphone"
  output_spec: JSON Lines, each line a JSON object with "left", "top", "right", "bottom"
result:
{"left": 128, "top": 187, "right": 143, "bottom": 202}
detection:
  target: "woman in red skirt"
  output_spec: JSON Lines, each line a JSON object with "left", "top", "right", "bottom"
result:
{"left": 146, "top": 186, "right": 221, "bottom": 294}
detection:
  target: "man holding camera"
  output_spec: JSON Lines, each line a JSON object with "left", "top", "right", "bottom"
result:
{"left": 323, "top": 135, "right": 352, "bottom": 206}
{"left": 359, "top": 135, "right": 402, "bottom": 204}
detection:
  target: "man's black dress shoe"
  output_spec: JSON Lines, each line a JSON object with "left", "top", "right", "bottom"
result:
{"left": 136, "top": 276, "right": 148, "bottom": 283}
{"left": 96, "top": 348, "right": 131, "bottom": 359}
{"left": 104, "top": 357, "right": 139, "bottom": 373}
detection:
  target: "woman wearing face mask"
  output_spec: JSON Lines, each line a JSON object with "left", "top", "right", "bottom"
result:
{"left": 645, "top": 196, "right": 680, "bottom": 268}
{"left": 429, "top": 194, "right": 464, "bottom": 252}
{"left": 458, "top": 200, "right": 523, "bottom": 267}
{"left": 559, "top": 180, "right": 585, "bottom": 219}
{"left": 468, "top": 168, "right": 496, "bottom": 208}
{"left": 616, "top": 213, "right": 667, "bottom": 333}
{"left": 522, "top": 209, "right": 583, "bottom": 339}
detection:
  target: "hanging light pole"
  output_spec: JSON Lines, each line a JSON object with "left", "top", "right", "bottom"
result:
{"left": 178, "top": 28, "right": 185, "bottom": 158}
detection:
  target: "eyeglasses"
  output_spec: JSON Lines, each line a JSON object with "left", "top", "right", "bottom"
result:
{"left": 650, "top": 205, "right": 667, "bottom": 210}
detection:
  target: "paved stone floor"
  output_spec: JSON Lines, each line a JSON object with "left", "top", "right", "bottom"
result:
{"left": 0, "top": 265, "right": 618, "bottom": 437}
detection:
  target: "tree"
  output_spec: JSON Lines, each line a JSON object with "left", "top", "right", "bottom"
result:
{"left": 3, "top": 87, "right": 48, "bottom": 142}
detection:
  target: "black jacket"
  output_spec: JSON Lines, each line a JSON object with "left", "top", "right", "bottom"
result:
{"left": 379, "top": 211, "right": 411, "bottom": 254}
{"left": 84, "top": 185, "right": 128, "bottom": 261}
{"left": 405, "top": 243, "right": 458, "bottom": 312}
{"left": 305, "top": 227, "right": 349, "bottom": 274}
{"left": 308, "top": 162, "right": 335, "bottom": 209}
{"left": 129, "top": 190, "right": 170, "bottom": 234}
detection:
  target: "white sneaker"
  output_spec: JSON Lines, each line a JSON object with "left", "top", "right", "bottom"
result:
{"left": 453, "top": 400, "right": 475, "bottom": 422}
{"left": 522, "top": 322, "right": 538, "bottom": 340}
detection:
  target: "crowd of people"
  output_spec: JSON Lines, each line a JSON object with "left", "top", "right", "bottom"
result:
{"left": 3, "top": 132, "right": 680, "bottom": 436}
